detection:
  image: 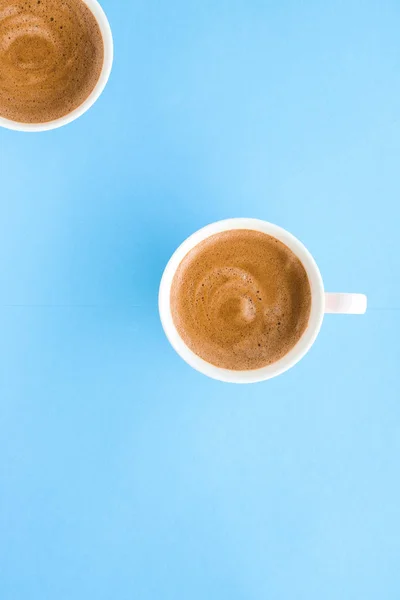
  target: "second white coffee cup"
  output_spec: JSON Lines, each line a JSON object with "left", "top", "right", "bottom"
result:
{"left": 0, "top": 0, "right": 113, "bottom": 133}
{"left": 159, "top": 218, "right": 367, "bottom": 384}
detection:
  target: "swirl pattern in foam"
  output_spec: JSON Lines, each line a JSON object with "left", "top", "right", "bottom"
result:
{"left": 171, "top": 229, "right": 312, "bottom": 371}
{"left": 0, "top": 0, "right": 104, "bottom": 123}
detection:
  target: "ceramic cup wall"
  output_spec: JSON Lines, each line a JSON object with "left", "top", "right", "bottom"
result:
{"left": 159, "top": 218, "right": 367, "bottom": 384}
{"left": 0, "top": 0, "right": 113, "bottom": 132}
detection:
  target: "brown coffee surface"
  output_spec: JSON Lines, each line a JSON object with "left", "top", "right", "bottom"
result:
{"left": 0, "top": 0, "right": 104, "bottom": 123}
{"left": 171, "top": 230, "right": 312, "bottom": 371}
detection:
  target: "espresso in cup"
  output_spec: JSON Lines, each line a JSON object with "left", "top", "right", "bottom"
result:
{"left": 170, "top": 229, "right": 312, "bottom": 370}
{"left": 0, "top": 0, "right": 104, "bottom": 124}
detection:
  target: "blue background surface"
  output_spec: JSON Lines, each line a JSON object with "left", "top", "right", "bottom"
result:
{"left": 1, "top": 0, "right": 400, "bottom": 598}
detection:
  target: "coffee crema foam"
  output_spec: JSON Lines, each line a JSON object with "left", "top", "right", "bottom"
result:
{"left": 170, "top": 230, "right": 312, "bottom": 371}
{"left": 0, "top": 0, "right": 104, "bottom": 123}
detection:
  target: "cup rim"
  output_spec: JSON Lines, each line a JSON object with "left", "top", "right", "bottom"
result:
{"left": 0, "top": 0, "right": 113, "bottom": 132}
{"left": 159, "top": 218, "right": 325, "bottom": 383}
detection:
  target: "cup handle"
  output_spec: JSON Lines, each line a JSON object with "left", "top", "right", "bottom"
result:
{"left": 325, "top": 293, "right": 367, "bottom": 314}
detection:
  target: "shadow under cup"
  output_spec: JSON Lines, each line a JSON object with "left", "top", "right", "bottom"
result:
{"left": 0, "top": 0, "right": 113, "bottom": 132}
{"left": 159, "top": 219, "right": 326, "bottom": 384}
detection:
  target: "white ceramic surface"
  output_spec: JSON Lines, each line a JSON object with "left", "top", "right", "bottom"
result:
{"left": 159, "top": 218, "right": 367, "bottom": 383}
{"left": 0, "top": 0, "right": 113, "bottom": 132}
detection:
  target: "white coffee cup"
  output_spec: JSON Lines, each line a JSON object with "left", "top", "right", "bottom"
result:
{"left": 159, "top": 218, "right": 367, "bottom": 384}
{"left": 0, "top": 0, "right": 113, "bottom": 133}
